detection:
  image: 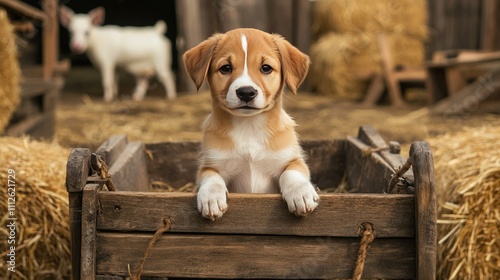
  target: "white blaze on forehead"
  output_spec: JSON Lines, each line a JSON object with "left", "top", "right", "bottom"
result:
{"left": 241, "top": 34, "right": 248, "bottom": 75}
{"left": 226, "top": 33, "right": 265, "bottom": 110}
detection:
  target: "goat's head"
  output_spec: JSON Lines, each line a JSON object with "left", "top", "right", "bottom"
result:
{"left": 59, "top": 6, "right": 105, "bottom": 54}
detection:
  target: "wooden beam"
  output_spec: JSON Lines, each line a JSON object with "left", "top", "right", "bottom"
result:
{"left": 97, "top": 192, "right": 415, "bottom": 238}
{"left": 0, "top": 0, "right": 47, "bottom": 21}
{"left": 97, "top": 232, "right": 415, "bottom": 279}
{"left": 410, "top": 141, "right": 437, "bottom": 280}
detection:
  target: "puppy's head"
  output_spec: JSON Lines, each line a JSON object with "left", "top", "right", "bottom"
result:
{"left": 183, "top": 28, "right": 310, "bottom": 117}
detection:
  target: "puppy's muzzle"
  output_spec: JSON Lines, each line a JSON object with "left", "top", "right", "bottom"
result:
{"left": 236, "top": 86, "right": 257, "bottom": 103}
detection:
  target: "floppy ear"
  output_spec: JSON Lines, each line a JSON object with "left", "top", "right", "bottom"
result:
{"left": 183, "top": 34, "right": 222, "bottom": 91}
{"left": 273, "top": 35, "right": 310, "bottom": 94}
{"left": 59, "top": 5, "right": 74, "bottom": 28}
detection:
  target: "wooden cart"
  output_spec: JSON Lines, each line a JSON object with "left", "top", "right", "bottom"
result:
{"left": 65, "top": 126, "right": 436, "bottom": 279}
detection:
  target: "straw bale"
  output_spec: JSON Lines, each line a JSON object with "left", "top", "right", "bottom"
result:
{"left": 0, "top": 137, "right": 71, "bottom": 279}
{"left": 429, "top": 126, "right": 500, "bottom": 279}
{"left": 312, "top": 0, "right": 428, "bottom": 40}
{"left": 0, "top": 10, "right": 21, "bottom": 133}
{"left": 309, "top": 32, "right": 424, "bottom": 99}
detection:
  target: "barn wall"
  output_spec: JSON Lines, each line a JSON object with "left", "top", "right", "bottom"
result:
{"left": 13, "top": 0, "right": 496, "bottom": 92}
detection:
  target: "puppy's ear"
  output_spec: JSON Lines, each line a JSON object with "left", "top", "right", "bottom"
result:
{"left": 183, "top": 34, "right": 222, "bottom": 91}
{"left": 273, "top": 35, "right": 310, "bottom": 94}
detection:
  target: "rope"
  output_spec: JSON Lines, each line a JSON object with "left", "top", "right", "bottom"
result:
{"left": 91, "top": 153, "right": 117, "bottom": 191}
{"left": 352, "top": 222, "right": 375, "bottom": 280}
{"left": 128, "top": 217, "right": 172, "bottom": 280}
{"left": 362, "top": 146, "right": 389, "bottom": 157}
{"left": 386, "top": 157, "right": 412, "bottom": 194}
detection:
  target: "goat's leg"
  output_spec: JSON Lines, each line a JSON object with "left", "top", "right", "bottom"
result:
{"left": 100, "top": 64, "right": 115, "bottom": 102}
{"left": 155, "top": 56, "right": 177, "bottom": 99}
{"left": 113, "top": 72, "right": 119, "bottom": 99}
{"left": 132, "top": 76, "right": 150, "bottom": 101}
{"left": 158, "top": 70, "right": 177, "bottom": 100}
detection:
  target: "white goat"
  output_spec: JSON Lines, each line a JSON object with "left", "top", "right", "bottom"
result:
{"left": 59, "top": 6, "right": 176, "bottom": 102}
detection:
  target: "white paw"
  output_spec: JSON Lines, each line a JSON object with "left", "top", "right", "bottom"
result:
{"left": 280, "top": 170, "right": 320, "bottom": 216}
{"left": 197, "top": 179, "right": 228, "bottom": 221}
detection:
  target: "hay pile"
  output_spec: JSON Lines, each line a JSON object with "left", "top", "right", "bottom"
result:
{"left": 0, "top": 137, "right": 71, "bottom": 279}
{"left": 0, "top": 9, "right": 21, "bottom": 133}
{"left": 309, "top": 0, "right": 427, "bottom": 100}
{"left": 430, "top": 126, "right": 500, "bottom": 279}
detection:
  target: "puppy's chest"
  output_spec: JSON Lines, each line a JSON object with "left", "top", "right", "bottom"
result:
{"left": 205, "top": 118, "right": 296, "bottom": 192}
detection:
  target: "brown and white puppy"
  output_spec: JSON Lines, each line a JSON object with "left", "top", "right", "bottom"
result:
{"left": 183, "top": 28, "right": 319, "bottom": 221}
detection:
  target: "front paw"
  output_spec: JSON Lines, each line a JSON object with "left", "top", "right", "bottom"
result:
{"left": 197, "top": 181, "right": 228, "bottom": 221}
{"left": 280, "top": 171, "right": 320, "bottom": 216}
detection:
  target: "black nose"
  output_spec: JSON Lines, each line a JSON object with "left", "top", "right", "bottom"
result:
{"left": 236, "top": 86, "right": 257, "bottom": 103}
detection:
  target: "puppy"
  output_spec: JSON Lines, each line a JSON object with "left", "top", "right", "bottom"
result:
{"left": 183, "top": 28, "right": 319, "bottom": 221}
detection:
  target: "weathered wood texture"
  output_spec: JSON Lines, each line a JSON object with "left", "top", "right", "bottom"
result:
{"left": 346, "top": 126, "right": 413, "bottom": 193}
{"left": 146, "top": 140, "right": 345, "bottom": 190}
{"left": 97, "top": 233, "right": 415, "bottom": 279}
{"left": 430, "top": 67, "right": 500, "bottom": 114}
{"left": 108, "top": 142, "right": 149, "bottom": 192}
{"left": 4, "top": 78, "right": 58, "bottom": 140}
{"left": 97, "top": 192, "right": 414, "bottom": 238}
{"left": 427, "top": 0, "right": 483, "bottom": 54}
{"left": 65, "top": 127, "right": 437, "bottom": 279}
{"left": 95, "top": 134, "right": 128, "bottom": 166}
{"left": 65, "top": 148, "right": 91, "bottom": 280}
{"left": 410, "top": 141, "right": 437, "bottom": 280}
{"left": 81, "top": 184, "right": 100, "bottom": 279}
{"left": 145, "top": 141, "right": 200, "bottom": 188}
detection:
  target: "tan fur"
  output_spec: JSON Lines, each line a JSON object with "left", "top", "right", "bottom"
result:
{"left": 183, "top": 28, "right": 317, "bottom": 219}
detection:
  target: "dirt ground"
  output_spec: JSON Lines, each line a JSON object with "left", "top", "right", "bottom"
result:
{"left": 56, "top": 66, "right": 500, "bottom": 154}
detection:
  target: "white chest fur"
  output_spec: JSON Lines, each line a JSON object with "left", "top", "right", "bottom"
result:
{"left": 203, "top": 115, "right": 296, "bottom": 193}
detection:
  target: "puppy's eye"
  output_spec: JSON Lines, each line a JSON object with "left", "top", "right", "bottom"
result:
{"left": 219, "top": 64, "right": 232, "bottom": 74}
{"left": 261, "top": 64, "right": 273, "bottom": 74}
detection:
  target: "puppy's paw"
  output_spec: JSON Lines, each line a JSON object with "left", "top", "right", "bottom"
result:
{"left": 197, "top": 180, "right": 228, "bottom": 221}
{"left": 280, "top": 170, "right": 320, "bottom": 216}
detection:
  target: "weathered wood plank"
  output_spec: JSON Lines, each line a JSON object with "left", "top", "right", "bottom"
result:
{"left": 145, "top": 140, "right": 345, "bottom": 190}
{"left": 95, "top": 134, "right": 128, "bottom": 166}
{"left": 96, "top": 232, "right": 415, "bottom": 279}
{"left": 301, "top": 140, "right": 345, "bottom": 190}
{"left": 65, "top": 148, "right": 91, "bottom": 280}
{"left": 145, "top": 141, "right": 200, "bottom": 189}
{"left": 410, "top": 141, "right": 437, "bottom": 280}
{"left": 81, "top": 184, "right": 100, "bottom": 280}
{"left": 109, "top": 142, "right": 149, "bottom": 192}
{"left": 357, "top": 126, "right": 413, "bottom": 184}
{"left": 96, "top": 192, "right": 414, "bottom": 237}
{"left": 345, "top": 136, "right": 394, "bottom": 193}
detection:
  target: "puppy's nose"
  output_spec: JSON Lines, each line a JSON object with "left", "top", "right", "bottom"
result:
{"left": 236, "top": 86, "right": 257, "bottom": 103}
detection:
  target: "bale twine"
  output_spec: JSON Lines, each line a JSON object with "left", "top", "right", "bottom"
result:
{"left": 0, "top": 9, "right": 21, "bottom": 133}
{"left": 309, "top": 32, "right": 425, "bottom": 100}
{"left": 0, "top": 137, "right": 71, "bottom": 279}
{"left": 312, "top": 0, "right": 428, "bottom": 40}
{"left": 430, "top": 126, "right": 500, "bottom": 279}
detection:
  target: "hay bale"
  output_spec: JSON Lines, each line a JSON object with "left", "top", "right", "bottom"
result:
{"left": 429, "top": 126, "right": 500, "bottom": 279}
{"left": 0, "top": 9, "right": 21, "bottom": 133}
{"left": 0, "top": 137, "right": 71, "bottom": 279}
{"left": 309, "top": 32, "right": 425, "bottom": 99}
{"left": 312, "top": 0, "right": 428, "bottom": 40}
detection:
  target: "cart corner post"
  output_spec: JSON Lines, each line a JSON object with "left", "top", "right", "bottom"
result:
{"left": 65, "top": 148, "right": 92, "bottom": 280}
{"left": 410, "top": 141, "right": 437, "bottom": 279}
